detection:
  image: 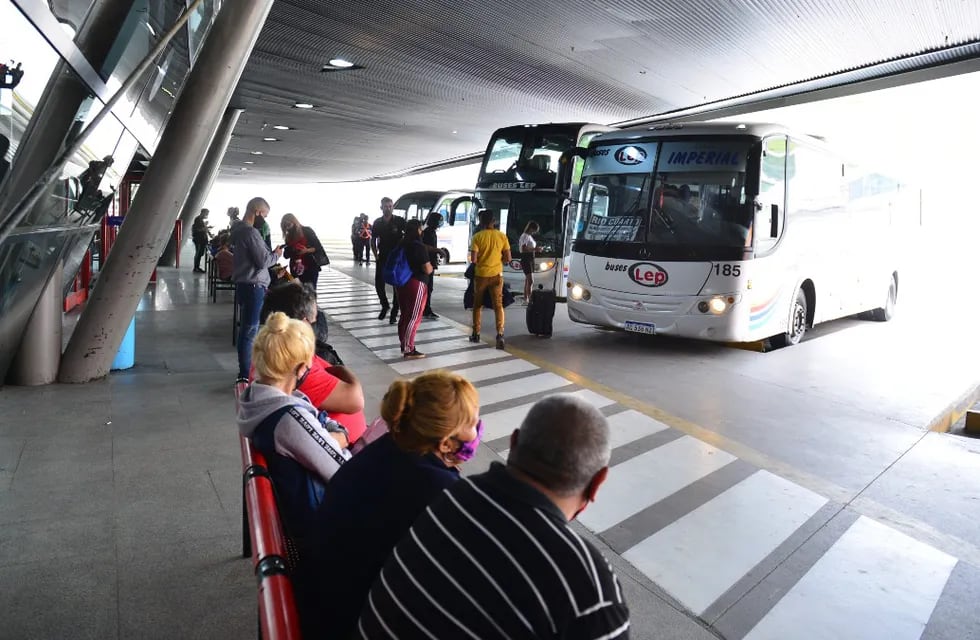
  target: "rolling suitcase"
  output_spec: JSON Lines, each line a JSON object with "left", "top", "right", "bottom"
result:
{"left": 525, "top": 288, "right": 556, "bottom": 337}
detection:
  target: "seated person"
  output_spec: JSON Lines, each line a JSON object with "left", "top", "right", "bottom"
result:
{"left": 214, "top": 238, "right": 234, "bottom": 281}
{"left": 259, "top": 281, "right": 366, "bottom": 445}
{"left": 236, "top": 312, "right": 350, "bottom": 541}
{"left": 302, "top": 371, "right": 482, "bottom": 639}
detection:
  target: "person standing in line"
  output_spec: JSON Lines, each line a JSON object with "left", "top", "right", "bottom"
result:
{"left": 469, "top": 209, "right": 511, "bottom": 349}
{"left": 421, "top": 211, "right": 441, "bottom": 319}
{"left": 519, "top": 220, "right": 542, "bottom": 304}
{"left": 281, "top": 213, "right": 327, "bottom": 292}
{"left": 358, "top": 214, "right": 373, "bottom": 264}
{"left": 358, "top": 393, "right": 630, "bottom": 639}
{"left": 191, "top": 208, "right": 212, "bottom": 273}
{"left": 232, "top": 197, "right": 283, "bottom": 382}
{"left": 371, "top": 197, "right": 405, "bottom": 323}
{"left": 395, "top": 219, "right": 433, "bottom": 359}
{"left": 351, "top": 215, "right": 363, "bottom": 263}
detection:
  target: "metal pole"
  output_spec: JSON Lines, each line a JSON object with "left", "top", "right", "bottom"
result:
{"left": 59, "top": 0, "right": 275, "bottom": 383}
{"left": 158, "top": 107, "right": 243, "bottom": 267}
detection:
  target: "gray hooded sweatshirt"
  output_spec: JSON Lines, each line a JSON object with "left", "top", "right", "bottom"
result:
{"left": 237, "top": 383, "right": 349, "bottom": 483}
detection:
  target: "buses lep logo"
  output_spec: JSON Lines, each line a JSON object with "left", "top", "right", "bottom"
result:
{"left": 614, "top": 146, "right": 647, "bottom": 165}
{"left": 628, "top": 262, "right": 668, "bottom": 287}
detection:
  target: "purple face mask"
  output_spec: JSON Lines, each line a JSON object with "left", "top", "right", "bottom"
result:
{"left": 453, "top": 419, "right": 484, "bottom": 462}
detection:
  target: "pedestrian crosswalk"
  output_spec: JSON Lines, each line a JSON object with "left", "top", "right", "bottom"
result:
{"left": 315, "top": 268, "right": 967, "bottom": 640}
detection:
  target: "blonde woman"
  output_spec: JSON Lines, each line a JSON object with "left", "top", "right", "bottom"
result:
{"left": 304, "top": 371, "right": 483, "bottom": 639}
{"left": 237, "top": 312, "right": 349, "bottom": 539}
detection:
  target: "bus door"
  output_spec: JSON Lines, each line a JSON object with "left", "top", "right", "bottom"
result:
{"left": 433, "top": 194, "right": 472, "bottom": 263}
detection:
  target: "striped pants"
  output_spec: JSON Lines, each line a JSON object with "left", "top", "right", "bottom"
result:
{"left": 396, "top": 277, "right": 427, "bottom": 353}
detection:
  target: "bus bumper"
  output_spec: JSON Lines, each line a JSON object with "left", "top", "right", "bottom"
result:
{"left": 567, "top": 296, "right": 745, "bottom": 342}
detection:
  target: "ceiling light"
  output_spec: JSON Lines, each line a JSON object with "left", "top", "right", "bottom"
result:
{"left": 294, "top": 102, "right": 314, "bottom": 109}
{"left": 452, "top": 130, "right": 458, "bottom": 134}
{"left": 328, "top": 58, "right": 354, "bottom": 68}
{"left": 272, "top": 125, "right": 292, "bottom": 130}
{"left": 243, "top": 161, "right": 255, "bottom": 164}
{"left": 250, "top": 151, "right": 263, "bottom": 155}
{"left": 263, "top": 137, "right": 279, "bottom": 142}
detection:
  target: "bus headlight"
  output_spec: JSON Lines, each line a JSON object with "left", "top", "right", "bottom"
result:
{"left": 538, "top": 260, "right": 555, "bottom": 272}
{"left": 569, "top": 283, "right": 590, "bottom": 301}
{"left": 709, "top": 297, "right": 728, "bottom": 314}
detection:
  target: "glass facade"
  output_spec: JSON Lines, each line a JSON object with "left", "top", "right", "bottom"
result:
{"left": 0, "top": 0, "right": 220, "bottom": 382}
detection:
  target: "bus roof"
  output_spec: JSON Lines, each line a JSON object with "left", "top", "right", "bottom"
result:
{"left": 591, "top": 122, "right": 826, "bottom": 146}
{"left": 392, "top": 190, "right": 472, "bottom": 207}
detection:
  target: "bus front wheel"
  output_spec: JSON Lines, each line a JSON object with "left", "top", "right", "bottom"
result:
{"left": 870, "top": 276, "right": 897, "bottom": 322}
{"left": 772, "top": 289, "right": 808, "bottom": 348}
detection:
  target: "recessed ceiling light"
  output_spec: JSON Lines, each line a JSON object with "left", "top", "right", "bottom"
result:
{"left": 294, "top": 102, "right": 314, "bottom": 109}
{"left": 250, "top": 151, "right": 263, "bottom": 155}
{"left": 328, "top": 58, "right": 354, "bottom": 68}
{"left": 451, "top": 130, "right": 458, "bottom": 134}
{"left": 263, "top": 137, "right": 279, "bottom": 142}
{"left": 243, "top": 161, "right": 255, "bottom": 164}
{"left": 272, "top": 125, "right": 292, "bottom": 130}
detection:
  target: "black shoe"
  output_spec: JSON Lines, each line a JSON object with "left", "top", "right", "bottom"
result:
{"left": 468, "top": 333, "right": 480, "bottom": 343}
{"left": 495, "top": 334, "right": 506, "bottom": 350}
{"left": 377, "top": 307, "right": 389, "bottom": 320}
{"left": 235, "top": 377, "right": 249, "bottom": 385}
{"left": 423, "top": 312, "right": 439, "bottom": 319}
{"left": 389, "top": 315, "right": 398, "bottom": 325}
{"left": 403, "top": 349, "right": 426, "bottom": 359}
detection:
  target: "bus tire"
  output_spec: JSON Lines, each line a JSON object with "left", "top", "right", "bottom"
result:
{"left": 772, "top": 289, "right": 808, "bottom": 348}
{"left": 870, "top": 275, "right": 897, "bottom": 322}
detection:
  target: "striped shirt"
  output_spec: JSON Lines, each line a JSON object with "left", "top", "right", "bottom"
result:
{"left": 358, "top": 463, "right": 630, "bottom": 639}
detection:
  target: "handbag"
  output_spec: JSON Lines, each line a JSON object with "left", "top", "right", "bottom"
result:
{"left": 313, "top": 246, "right": 330, "bottom": 267}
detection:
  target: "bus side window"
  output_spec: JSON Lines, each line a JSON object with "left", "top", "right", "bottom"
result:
{"left": 756, "top": 136, "right": 787, "bottom": 254}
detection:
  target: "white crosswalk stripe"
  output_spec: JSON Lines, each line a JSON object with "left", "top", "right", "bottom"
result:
{"left": 360, "top": 329, "right": 462, "bottom": 348}
{"left": 623, "top": 470, "right": 827, "bottom": 615}
{"left": 743, "top": 516, "right": 956, "bottom": 640}
{"left": 453, "top": 359, "right": 540, "bottom": 383}
{"left": 479, "top": 389, "right": 617, "bottom": 442}
{"left": 389, "top": 348, "right": 506, "bottom": 375}
{"left": 578, "top": 436, "right": 736, "bottom": 532}
{"left": 606, "top": 410, "right": 670, "bottom": 449}
{"left": 474, "top": 372, "right": 573, "bottom": 407}
{"left": 374, "top": 340, "right": 479, "bottom": 360}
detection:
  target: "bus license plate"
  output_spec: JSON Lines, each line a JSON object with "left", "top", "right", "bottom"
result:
{"left": 624, "top": 321, "right": 656, "bottom": 335}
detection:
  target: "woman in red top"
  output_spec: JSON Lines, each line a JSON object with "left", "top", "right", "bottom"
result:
{"left": 281, "top": 213, "right": 327, "bottom": 291}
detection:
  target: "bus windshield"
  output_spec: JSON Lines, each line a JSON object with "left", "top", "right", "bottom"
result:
{"left": 574, "top": 139, "right": 754, "bottom": 257}
{"left": 479, "top": 128, "right": 577, "bottom": 190}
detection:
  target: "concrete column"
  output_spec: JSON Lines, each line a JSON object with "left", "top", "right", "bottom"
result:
{"left": 158, "top": 107, "right": 243, "bottom": 267}
{"left": 59, "top": 0, "right": 274, "bottom": 383}
{"left": 8, "top": 260, "right": 64, "bottom": 386}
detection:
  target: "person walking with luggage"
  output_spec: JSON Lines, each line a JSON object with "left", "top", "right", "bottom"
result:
{"left": 393, "top": 219, "right": 432, "bottom": 359}
{"left": 191, "top": 208, "right": 212, "bottom": 273}
{"left": 519, "top": 220, "right": 542, "bottom": 303}
{"left": 281, "top": 213, "right": 328, "bottom": 292}
{"left": 469, "top": 209, "right": 511, "bottom": 349}
{"left": 372, "top": 197, "right": 405, "bottom": 323}
{"left": 421, "top": 211, "right": 441, "bottom": 319}
{"left": 232, "top": 197, "right": 283, "bottom": 382}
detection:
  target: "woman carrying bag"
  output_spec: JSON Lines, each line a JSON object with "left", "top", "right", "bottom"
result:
{"left": 281, "top": 213, "right": 329, "bottom": 291}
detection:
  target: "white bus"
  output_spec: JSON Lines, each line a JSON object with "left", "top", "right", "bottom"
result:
{"left": 564, "top": 122, "right": 910, "bottom": 346}
{"left": 392, "top": 190, "right": 474, "bottom": 264}
{"left": 450, "top": 122, "right": 612, "bottom": 298}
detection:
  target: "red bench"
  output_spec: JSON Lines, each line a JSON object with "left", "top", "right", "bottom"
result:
{"left": 236, "top": 382, "right": 303, "bottom": 639}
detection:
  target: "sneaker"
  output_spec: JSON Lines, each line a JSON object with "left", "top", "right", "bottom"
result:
{"left": 423, "top": 312, "right": 439, "bottom": 319}
{"left": 377, "top": 307, "right": 389, "bottom": 320}
{"left": 389, "top": 309, "right": 398, "bottom": 325}
{"left": 495, "top": 334, "right": 506, "bottom": 350}
{"left": 403, "top": 350, "right": 426, "bottom": 359}
{"left": 468, "top": 333, "right": 480, "bottom": 343}
{"left": 235, "top": 377, "right": 249, "bottom": 385}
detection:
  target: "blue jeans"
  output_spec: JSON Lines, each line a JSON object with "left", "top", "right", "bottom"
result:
{"left": 236, "top": 283, "right": 266, "bottom": 379}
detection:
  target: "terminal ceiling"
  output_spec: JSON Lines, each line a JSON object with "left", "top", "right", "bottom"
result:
{"left": 222, "top": 0, "right": 980, "bottom": 183}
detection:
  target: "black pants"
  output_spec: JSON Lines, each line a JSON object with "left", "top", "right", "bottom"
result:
{"left": 374, "top": 255, "right": 396, "bottom": 312}
{"left": 424, "top": 272, "right": 434, "bottom": 314}
{"left": 351, "top": 237, "right": 359, "bottom": 261}
{"left": 193, "top": 240, "right": 207, "bottom": 270}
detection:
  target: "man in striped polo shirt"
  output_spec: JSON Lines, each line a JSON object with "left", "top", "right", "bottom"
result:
{"left": 358, "top": 394, "right": 631, "bottom": 639}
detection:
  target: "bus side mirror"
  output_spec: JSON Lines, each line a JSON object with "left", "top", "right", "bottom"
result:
{"left": 770, "top": 204, "right": 779, "bottom": 238}
{"left": 449, "top": 195, "right": 481, "bottom": 226}
{"left": 555, "top": 147, "right": 589, "bottom": 198}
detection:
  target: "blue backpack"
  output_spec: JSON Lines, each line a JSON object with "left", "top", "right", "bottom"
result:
{"left": 383, "top": 245, "right": 413, "bottom": 286}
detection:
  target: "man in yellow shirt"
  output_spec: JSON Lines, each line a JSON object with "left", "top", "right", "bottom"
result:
{"left": 469, "top": 209, "right": 512, "bottom": 349}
